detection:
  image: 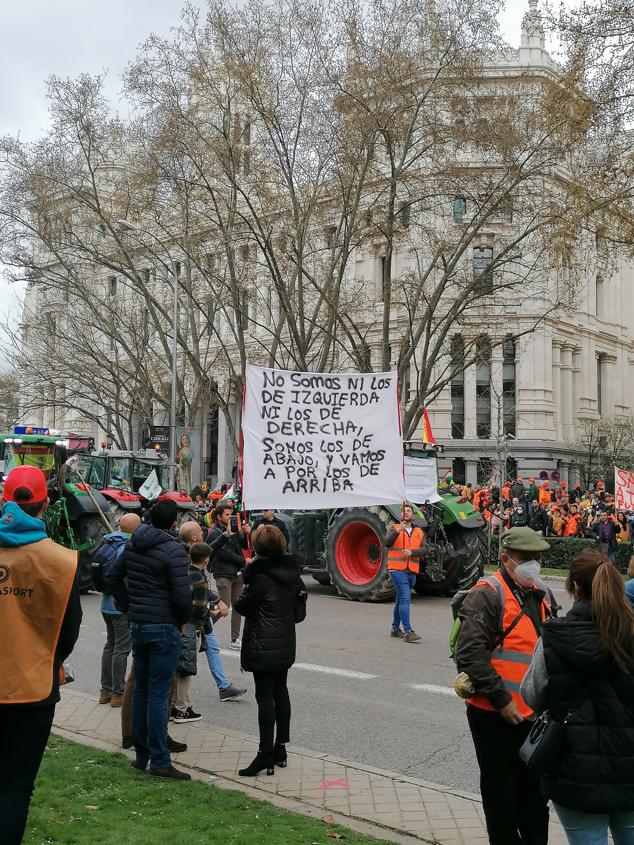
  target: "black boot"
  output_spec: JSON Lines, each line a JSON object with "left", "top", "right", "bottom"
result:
{"left": 239, "top": 752, "right": 274, "bottom": 777}
{"left": 167, "top": 734, "right": 187, "bottom": 753}
{"left": 274, "top": 743, "right": 287, "bottom": 767}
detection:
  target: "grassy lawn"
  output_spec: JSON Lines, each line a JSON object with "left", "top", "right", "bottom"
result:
{"left": 25, "top": 736, "right": 394, "bottom": 845}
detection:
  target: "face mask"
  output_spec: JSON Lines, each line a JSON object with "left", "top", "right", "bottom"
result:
{"left": 510, "top": 558, "right": 541, "bottom": 588}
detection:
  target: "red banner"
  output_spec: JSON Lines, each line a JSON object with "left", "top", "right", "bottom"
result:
{"left": 614, "top": 466, "right": 634, "bottom": 510}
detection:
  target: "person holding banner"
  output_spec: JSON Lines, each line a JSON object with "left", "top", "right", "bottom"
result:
{"left": 385, "top": 504, "right": 424, "bottom": 643}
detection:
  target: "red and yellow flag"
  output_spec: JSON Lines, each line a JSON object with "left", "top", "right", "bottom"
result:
{"left": 422, "top": 407, "right": 437, "bottom": 445}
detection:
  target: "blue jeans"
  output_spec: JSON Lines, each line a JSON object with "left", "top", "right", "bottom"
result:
{"left": 390, "top": 570, "right": 417, "bottom": 633}
{"left": 204, "top": 629, "right": 230, "bottom": 691}
{"left": 130, "top": 622, "right": 181, "bottom": 769}
{"left": 555, "top": 804, "right": 634, "bottom": 845}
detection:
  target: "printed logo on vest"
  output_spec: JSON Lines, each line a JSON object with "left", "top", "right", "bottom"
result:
{"left": 0, "top": 564, "right": 9, "bottom": 584}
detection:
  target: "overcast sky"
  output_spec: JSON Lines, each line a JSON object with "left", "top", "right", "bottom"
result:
{"left": 0, "top": 0, "right": 534, "bottom": 337}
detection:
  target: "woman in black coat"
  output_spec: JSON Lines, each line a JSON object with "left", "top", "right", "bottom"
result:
{"left": 234, "top": 524, "right": 304, "bottom": 776}
{"left": 521, "top": 549, "right": 634, "bottom": 844}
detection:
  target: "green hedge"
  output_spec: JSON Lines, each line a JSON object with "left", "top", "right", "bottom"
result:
{"left": 486, "top": 535, "right": 633, "bottom": 574}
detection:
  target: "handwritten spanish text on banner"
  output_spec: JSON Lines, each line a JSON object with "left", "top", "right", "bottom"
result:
{"left": 241, "top": 365, "right": 406, "bottom": 510}
{"left": 615, "top": 466, "right": 634, "bottom": 510}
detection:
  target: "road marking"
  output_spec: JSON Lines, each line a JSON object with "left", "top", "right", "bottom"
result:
{"left": 409, "top": 683, "right": 456, "bottom": 697}
{"left": 219, "top": 650, "right": 378, "bottom": 679}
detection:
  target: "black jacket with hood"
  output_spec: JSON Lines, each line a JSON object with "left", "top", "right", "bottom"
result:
{"left": 540, "top": 600, "right": 634, "bottom": 813}
{"left": 234, "top": 553, "right": 303, "bottom": 672}
{"left": 207, "top": 521, "right": 249, "bottom": 580}
{"left": 106, "top": 523, "right": 191, "bottom": 627}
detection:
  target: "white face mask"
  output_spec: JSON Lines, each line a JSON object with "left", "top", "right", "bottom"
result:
{"left": 509, "top": 557, "right": 541, "bottom": 588}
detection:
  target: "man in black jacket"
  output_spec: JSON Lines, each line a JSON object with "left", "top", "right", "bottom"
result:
{"left": 107, "top": 500, "right": 191, "bottom": 781}
{"left": 207, "top": 504, "right": 251, "bottom": 648}
{"left": 251, "top": 509, "right": 290, "bottom": 546}
{"left": 529, "top": 502, "right": 549, "bottom": 535}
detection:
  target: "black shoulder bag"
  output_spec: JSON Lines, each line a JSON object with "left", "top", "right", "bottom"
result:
{"left": 519, "top": 683, "right": 591, "bottom": 775}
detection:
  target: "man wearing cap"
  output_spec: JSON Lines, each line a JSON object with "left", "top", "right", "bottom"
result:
{"left": 0, "top": 466, "right": 82, "bottom": 845}
{"left": 455, "top": 526, "right": 552, "bottom": 845}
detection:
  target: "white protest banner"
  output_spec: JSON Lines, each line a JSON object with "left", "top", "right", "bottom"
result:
{"left": 241, "top": 365, "right": 406, "bottom": 510}
{"left": 139, "top": 469, "right": 162, "bottom": 500}
{"left": 615, "top": 466, "right": 634, "bottom": 510}
{"left": 404, "top": 457, "right": 442, "bottom": 504}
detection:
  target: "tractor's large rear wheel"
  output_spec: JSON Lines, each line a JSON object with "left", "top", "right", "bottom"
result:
{"left": 108, "top": 502, "right": 142, "bottom": 530}
{"left": 325, "top": 507, "right": 395, "bottom": 602}
{"left": 74, "top": 514, "right": 109, "bottom": 593}
{"left": 414, "top": 525, "right": 484, "bottom": 597}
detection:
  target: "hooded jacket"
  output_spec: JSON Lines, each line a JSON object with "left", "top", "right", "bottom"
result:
{"left": 536, "top": 601, "right": 634, "bottom": 812}
{"left": 0, "top": 502, "right": 81, "bottom": 707}
{"left": 106, "top": 523, "right": 191, "bottom": 627}
{"left": 234, "top": 553, "right": 303, "bottom": 672}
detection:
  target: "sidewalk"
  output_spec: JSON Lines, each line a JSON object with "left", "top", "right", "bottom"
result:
{"left": 53, "top": 688, "right": 567, "bottom": 845}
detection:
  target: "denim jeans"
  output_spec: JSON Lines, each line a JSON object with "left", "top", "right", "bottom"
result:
{"left": 101, "top": 612, "right": 131, "bottom": 694}
{"left": 130, "top": 622, "right": 181, "bottom": 769}
{"left": 204, "top": 629, "right": 230, "bottom": 691}
{"left": 390, "top": 570, "right": 417, "bottom": 633}
{"left": 555, "top": 804, "right": 634, "bottom": 845}
{"left": 0, "top": 702, "right": 55, "bottom": 845}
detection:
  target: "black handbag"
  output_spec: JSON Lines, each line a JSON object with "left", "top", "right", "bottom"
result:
{"left": 519, "top": 684, "right": 591, "bottom": 775}
{"left": 294, "top": 583, "right": 308, "bottom": 624}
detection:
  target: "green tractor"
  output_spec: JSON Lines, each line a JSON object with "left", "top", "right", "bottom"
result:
{"left": 281, "top": 443, "right": 486, "bottom": 601}
{"left": 0, "top": 428, "right": 112, "bottom": 592}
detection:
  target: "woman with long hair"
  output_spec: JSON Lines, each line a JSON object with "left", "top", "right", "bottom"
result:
{"left": 522, "top": 550, "right": 634, "bottom": 844}
{"left": 234, "top": 525, "right": 304, "bottom": 777}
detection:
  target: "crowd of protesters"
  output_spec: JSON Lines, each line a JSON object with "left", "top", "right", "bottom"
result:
{"left": 450, "top": 477, "right": 632, "bottom": 558}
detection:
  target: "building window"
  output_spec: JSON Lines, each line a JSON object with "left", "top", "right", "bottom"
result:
{"left": 502, "top": 336, "right": 516, "bottom": 437}
{"left": 325, "top": 226, "right": 337, "bottom": 249}
{"left": 206, "top": 406, "right": 219, "bottom": 479}
{"left": 453, "top": 457, "right": 466, "bottom": 485}
{"left": 108, "top": 276, "right": 117, "bottom": 296}
{"left": 380, "top": 255, "right": 389, "bottom": 302}
{"left": 506, "top": 457, "right": 518, "bottom": 480}
{"left": 473, "top": 247, "right": 494, "bottom": 295}
{"left": 595, "top": 274, "right": 604, "bottom": 319}
{"left": 239, "top": 290, "right": 249, "bottom": 330}
{"left": 597, "top": 355, "right": 604, "bottom": 415}
{"left": 243, "top": 119, "right": 252, "bottom": 146}
{"left": 450, "top": 335, "right": 465, "bottom": 439}
{"left": 477, "top": 457, "right": 493, "bottom": 485}
{"left": 398, "top": 204, "right": 410, "bottom": 228}
{"left": 476, "top": 335, "right": 491, "bottom": 439}
{"left": 453, "top": 197, "right": 467, "bottom": 223}
{"left": 497, "top": 197, "right": 513, "bottom": 223}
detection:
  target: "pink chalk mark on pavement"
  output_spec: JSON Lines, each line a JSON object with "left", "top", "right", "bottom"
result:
{"left": 316, "top": 777, "right": 349, "bottom": 791}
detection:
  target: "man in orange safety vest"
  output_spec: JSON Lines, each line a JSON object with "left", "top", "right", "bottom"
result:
{"left": 385, "top": 503, "right": 425, "bottom": 643}
{"left": 455, "top": 526, "right": 551, "bottom": 845}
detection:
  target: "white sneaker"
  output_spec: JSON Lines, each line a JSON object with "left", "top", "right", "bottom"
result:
{"left": 229, "top": 638, "right": 241, "bottom": 650}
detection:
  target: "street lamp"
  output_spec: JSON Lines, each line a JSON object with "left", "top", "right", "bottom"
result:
{"left": 117, "top": 219, "right": 179, "bottom": 490}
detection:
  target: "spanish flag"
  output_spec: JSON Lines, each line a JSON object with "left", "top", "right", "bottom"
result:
{"left": 422, "top": 407, "right": 437, "bottom": 445}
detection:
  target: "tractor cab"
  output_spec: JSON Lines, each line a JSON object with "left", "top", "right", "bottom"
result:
{"left": 0, "top": 427, "right": 67, "bottom": 486}
{"left": 76, "top": 449, "right": 169, "bottom": 496}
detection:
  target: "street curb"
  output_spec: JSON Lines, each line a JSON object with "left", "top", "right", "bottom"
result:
{"left": 53, "top": 691, "right": 449, "bottom": 845}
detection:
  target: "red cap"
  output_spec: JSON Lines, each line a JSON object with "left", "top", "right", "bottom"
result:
{"left": 2, "top": 466, "right": 48, "bottom": 504}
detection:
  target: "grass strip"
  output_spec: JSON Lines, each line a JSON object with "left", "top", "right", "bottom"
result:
{"left": 25, "top": 735, "right": 395, "bottom": 845}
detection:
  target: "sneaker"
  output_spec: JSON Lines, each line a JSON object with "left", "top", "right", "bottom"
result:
{"left": 390, "top": 629, "right": 404, "bottom": 638}
{"left": 131, "top": 759, "right": 148, "bottom": 771}
{"left": 229, "top": 638, "right": 242, "bottom": 650}
{"left": 122, "top": 735, "right": 134, "bottom": 749}
{"left": 167, "top": 735, "right": 187, "bottom": 753}
{"left": 99, "top": 689, "right": 112, "bottom": 705}
{"left": 169, "top": 706, "right": 178, "bottom": 722}
{"left": 404, "top": 630, "right": 422, "bottom": 643}
{"left": 220, "top": 684, "right": 247, "bottom": 702}
{"left": 149, "top": 765, "right": 192, "bottom": 781}
{"left": 173, "top": 707, "right": 202, "bottom": 724}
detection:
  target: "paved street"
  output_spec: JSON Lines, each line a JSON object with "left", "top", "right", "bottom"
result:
{"left": 72, "top": 577, "right": 571, "bottom": 794}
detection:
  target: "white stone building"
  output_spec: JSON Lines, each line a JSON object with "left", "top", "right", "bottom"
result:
{"left": 18, "top": 2, "right": 634, "bottom": 490}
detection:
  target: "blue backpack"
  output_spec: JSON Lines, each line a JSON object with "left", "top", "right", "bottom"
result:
{"left": 91, "top": 534, "right": 128, "bottom": 593}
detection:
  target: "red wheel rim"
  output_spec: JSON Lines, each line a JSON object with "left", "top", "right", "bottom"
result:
{"left": 334, "top": 522, "right": 383, "bottom": 585}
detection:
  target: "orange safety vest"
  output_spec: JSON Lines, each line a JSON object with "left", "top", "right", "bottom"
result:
{"left": 387, "top": 524, "right": 424, "bottom": 574}
{"left": 0, "top": 538, "right": 77, "bottom": 703}
{"left": 538, "top": 488, "right": 551, "bottom": 505}
{"left": 467, "top": 570, "right": 549, "bottom": 719}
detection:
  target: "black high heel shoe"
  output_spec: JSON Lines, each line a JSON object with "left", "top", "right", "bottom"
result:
{"left": 274, "top": 743, "right": 287, "bottom": 768}
{"left": 239, "top": 752, "right": 274, "bottom": 777}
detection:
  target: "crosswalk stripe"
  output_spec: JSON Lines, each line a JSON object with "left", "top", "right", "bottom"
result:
{"left": 409, "top": 683, "right": 457, "bottom": 697}
{"left": 219, "top": 649, "right": 377, "bottom": 679}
